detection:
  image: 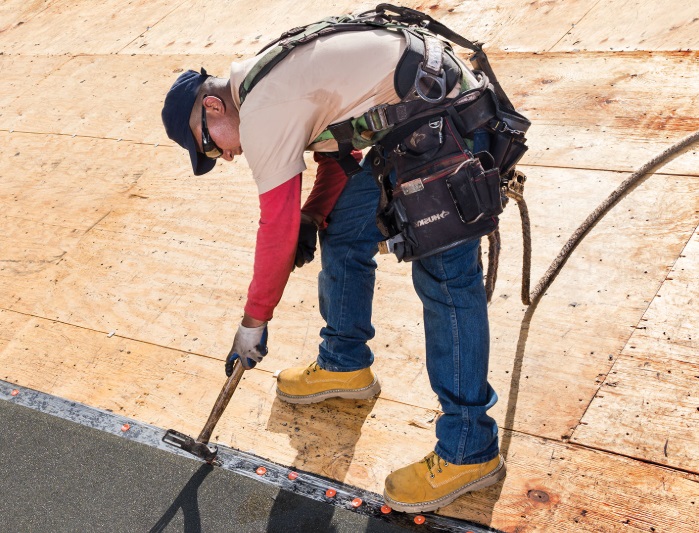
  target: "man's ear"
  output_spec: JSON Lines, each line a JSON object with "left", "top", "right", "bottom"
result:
{"left": 202, "top": 94, "right": 226, "bottom": 116}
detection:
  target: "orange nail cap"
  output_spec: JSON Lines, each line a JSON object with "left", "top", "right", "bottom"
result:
{"left": 256, "top": 467, "right": 267, "bottom": 476}
{"left": 380, "top": 505, "right": 392, "bottom": 514}
{"left": 351, "top": 498, "right": 362, "bottom": 508}
{"left": 288, "top": 471, "right": 299, "bottom": 480}
{"left": 11, "top": 389, "right": 19, "bottom": 396}
{"left": 121, "top": 423, "right": 130, "bottom": 432}
{"left": 414, "top": 515, "right": 426, "bottom": 525}
{"left": 325, "top": 488, "right": 337, "bottom": 498}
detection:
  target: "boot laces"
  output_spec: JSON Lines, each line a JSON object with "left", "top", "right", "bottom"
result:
{"left": 424, "top": 452, "right": 447, "bottom": 478}
{"left": 305, "top": 361, "right": 319, "bottom": 375}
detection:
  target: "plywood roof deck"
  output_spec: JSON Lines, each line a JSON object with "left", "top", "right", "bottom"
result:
{"left": 1, "top": 1, "right": 698, "bottom": 531}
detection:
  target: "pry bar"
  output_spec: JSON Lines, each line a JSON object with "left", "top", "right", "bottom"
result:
{"left": 162, "top": 356, "right": 246, "bottom": 464}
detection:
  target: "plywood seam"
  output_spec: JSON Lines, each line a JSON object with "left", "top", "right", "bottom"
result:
{"left": 567, "top": 440, "right": 699, "bottom": 480}
{"left": 0, "top": 128, "right": 175, "bottom": 148}
{"left": 519, "top": 162, "right": 699, "bottom": 178}
{"left": 0, "top": 307, "right": 231, "bottom": 362}
{"left": 546, "top": 0, "right": 604, "bottom": 53}
{"left": 115, "top": 0, "right": 192, "bottom": 55}
{"left": 501, "top": 424, "right": 699, "bottom": 479}
{"left": 503, "top": 423, "right": 699, "bottom": 478}
{"left": 570, "top": 219, "right": 699, "bottom": 441}
{"left": 489, "top": 50, "right": 699, "bottom": 59}
{"left": 5, "top": 126, "right": 695, "bottom": 178}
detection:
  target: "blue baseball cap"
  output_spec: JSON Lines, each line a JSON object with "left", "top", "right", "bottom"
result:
{"left": 161, "top": 68, "right": 217, "bottom": 176}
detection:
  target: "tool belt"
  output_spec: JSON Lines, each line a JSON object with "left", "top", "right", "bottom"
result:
{"left": 370, "top": 81, "right": 530, "bottom": 261}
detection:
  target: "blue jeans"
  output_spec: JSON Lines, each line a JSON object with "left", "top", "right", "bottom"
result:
{"left": 316, "top": 158, "right": 499, "bottom": 465}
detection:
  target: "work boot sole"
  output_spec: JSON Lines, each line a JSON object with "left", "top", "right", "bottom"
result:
{"left": 383, "top": 455, "right": 506, "bottom": 514}
{"left": 276, "top": 377, "right": 381, "bottom": 404}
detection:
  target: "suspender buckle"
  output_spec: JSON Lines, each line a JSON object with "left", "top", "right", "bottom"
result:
{"left": 414, "top": 62, "right": 447, "bottom": 104}
{"left": 414, "top": 34, "right": 447, "bottom": 104}
{"left": 366, "top": 104, "right": 392, "bottom": 131}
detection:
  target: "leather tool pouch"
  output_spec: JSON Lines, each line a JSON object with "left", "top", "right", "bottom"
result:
{"left": 375, "top": 115, "right": 500, "bottom": 261}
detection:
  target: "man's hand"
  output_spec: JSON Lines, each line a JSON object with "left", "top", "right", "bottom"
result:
{"left": 225, "top": 322, "right": 269, "bottom": 374}
{"left": 294, "top": 215, "right": 318, "bottom": 269}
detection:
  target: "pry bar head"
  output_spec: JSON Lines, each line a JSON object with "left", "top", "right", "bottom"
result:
{"left": 162, "top": 428, "right": 219, "bottom": 464}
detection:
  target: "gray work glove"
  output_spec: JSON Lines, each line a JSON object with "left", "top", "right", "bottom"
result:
{"left": 294, "top": 218, "right": 318, "bottom": 269}
{"left": 225, "top": 323, "right": 269, "bottom": 374}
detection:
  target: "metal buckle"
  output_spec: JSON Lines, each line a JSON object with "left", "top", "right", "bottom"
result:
{"left": 366, "top": 104, "right": 391, "bottom": 131}
{"left": 491, "top": 117, "right": 525, "bottom": 137}
{"left": 414, "top": 62, "right": 447, "bottom": 104}
{"left": 504, "top": 122, "right": 525, "bottom": 137}
{"left": 378, "top": 234, "right": 405, "bottom": 255}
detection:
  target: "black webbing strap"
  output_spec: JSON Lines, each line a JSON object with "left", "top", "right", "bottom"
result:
{"left": 375, "top": 4, "right": 482, "bottom": 53}
{"left": 377, "top": 88, "right": 498, "bottom": 152}
{"left": 336, "top": 155, "right": 363, "bottom": 177}
{"left": 469, "top": 50, "right": 515, "bottom": 111}
{"left": 368, "top": 146, "right": 395, "bottom": 229}
{"left": 383, "top": 98, "right": 435, "bottom": 129}
{"left": 327, "top": 120, "right": 363, "bottom": 176}
{"left": 375, "top": 4, "right": 516, "bottom": 112}
{"left": 367, "top": 71, "right": 488, "bottom": 133}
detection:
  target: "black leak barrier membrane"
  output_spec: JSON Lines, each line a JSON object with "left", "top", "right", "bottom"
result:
{"left": 0, "top": 379, "right": 499, "bottom": 533}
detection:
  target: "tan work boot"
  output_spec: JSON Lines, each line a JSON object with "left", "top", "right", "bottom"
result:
{"left": 384, "top": 452, "right": 506, "bottom": 513}
{"left": 276, "top": 361, "right": 381, "bottom": 404}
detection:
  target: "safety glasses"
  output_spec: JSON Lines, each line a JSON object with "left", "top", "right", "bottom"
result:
{"left": 201, "top": 95, "right": 223, "bottom": 159}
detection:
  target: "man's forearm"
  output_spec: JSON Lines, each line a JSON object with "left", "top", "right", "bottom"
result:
{"left": 243, "top": 174, "right": 302, "bottom": 322}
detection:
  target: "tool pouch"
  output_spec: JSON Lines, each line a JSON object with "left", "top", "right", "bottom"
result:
{"left": 376, "top": 116, "right": 500, "bottom": 261}
{"left": 487, "top": 110, "right": 530, "bottom": 176}
{"left": 448, "top": 88, "right": 531, "bottom": 177}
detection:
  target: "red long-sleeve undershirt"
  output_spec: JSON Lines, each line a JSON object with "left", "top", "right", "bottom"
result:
{"left": 244, "top": 152, "right": 359, "bottom": 321}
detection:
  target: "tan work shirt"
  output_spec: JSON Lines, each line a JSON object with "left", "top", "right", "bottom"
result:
{"left": 230, "top": 29, "right": 406, "bottom": 194}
